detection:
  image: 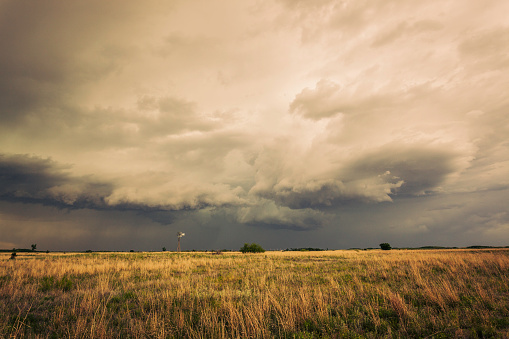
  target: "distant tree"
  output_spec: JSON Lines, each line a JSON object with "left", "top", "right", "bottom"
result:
{"left": 10, "top": 252, "right": 17, "bottom": 260}
{"left": 162, "top": 247, "right": 166, "bottom": 252}
{"left": 240, "top": 243, "right": 265, "bottom": 253}
{"left": 380, "top": 243, "right": 392, "bottom": 250}
{"left": 31, "top": 244, "right": 37, "bottom": 251}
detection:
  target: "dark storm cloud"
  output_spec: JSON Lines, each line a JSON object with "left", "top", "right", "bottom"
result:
{"left": 250, "top": 144, "right": 458, "bottom": 209}
{"left": 264, "top": 179, "right": 353, "bottom": 209}
{"left": 0, "top": 153, "right": 113, "bottom": 208}
{"left": 1, "top": 0, "right": 509, "bottom": 250}
{"left": 342, "top": 144, "right": 465, "bottom": 197}
{"left": 236, "top": 200, "right": 327, "bottom": 230}
{"left": 0, "top": 153, "right": 244, "bottom": 228}
{"left": 249, "top": 137, "right": 470, "bottom": 210}
{"left": 0, "top": 153, "right": 250, "bottom": 215}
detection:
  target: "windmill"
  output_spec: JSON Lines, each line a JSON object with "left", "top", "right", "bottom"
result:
{"left": 177, "top": 232, "right": 185, "bottom": 252}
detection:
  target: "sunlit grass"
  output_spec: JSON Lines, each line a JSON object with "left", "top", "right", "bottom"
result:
{"left": 1, "top": 249, "right": 508, "bottom": 338}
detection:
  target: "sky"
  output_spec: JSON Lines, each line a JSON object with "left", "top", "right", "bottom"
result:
{"left": 1, "top": 0, "right": 509, "bottom": 251}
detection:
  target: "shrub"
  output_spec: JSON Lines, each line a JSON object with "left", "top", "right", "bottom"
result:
{"left": 380, "top": 243, "right": 392, "bottom": 250}
{"left": 240, "top": 243, "right": 265, "bottom": 253}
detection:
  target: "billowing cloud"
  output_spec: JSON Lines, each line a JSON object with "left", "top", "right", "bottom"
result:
{"left": 1, "top": 0, "right": 509, "bottom": 250}
{"left": 0, "top": 153, "right": 251, "bottom": 213}
{"left": 236, "top": 200, "right": 326, "bottom": 230}
{"left": 249, "top": 137, "right": 471, "bottom": 209}
{"left": 342, "top": 143, "right": 472, "bottom": 197}
{"left": 0, "top": 154, "right": 112, "bottom": 208}
{"left": 289, "top": 79, "right": 400, "bottom": 120}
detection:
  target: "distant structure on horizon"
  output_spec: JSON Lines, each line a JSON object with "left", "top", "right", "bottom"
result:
{"left": 177, "top": 232, "right": 185, "bottom": 252}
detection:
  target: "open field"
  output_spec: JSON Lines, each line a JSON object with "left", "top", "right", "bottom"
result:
{"left": 1, "top": 249, "right": 508, "bottom": 338}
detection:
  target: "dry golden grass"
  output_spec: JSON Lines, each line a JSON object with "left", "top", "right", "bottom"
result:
{"left": 1, "top": 249, "right": 508, "bottom": 338}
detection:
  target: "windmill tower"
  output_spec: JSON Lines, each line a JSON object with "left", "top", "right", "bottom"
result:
{"left": 177, "top": 232, "right": 185, "bottom": 252}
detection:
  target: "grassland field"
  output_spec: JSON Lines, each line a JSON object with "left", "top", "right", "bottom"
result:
{"left": 1, "top": 249, "right": 508, "bottom": 338}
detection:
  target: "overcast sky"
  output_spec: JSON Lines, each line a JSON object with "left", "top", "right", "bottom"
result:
{"left": 1, "top": 0, "right": 508, "bottom": 251}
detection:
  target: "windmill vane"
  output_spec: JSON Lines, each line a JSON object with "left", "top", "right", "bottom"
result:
{"left": 176, "top": 232, "right": 185, "bottom": 252}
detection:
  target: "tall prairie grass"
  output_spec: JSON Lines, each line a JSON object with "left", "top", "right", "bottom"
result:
{"left": 1, "top": 249, "right": 508, "bottom": 338}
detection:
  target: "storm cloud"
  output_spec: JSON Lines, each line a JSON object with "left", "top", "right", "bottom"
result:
{"left": 1, "top": 0, "right": 508, "bottom": 250}
{"left": 0, "top": 154, "right": 112, "bottom": 208}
